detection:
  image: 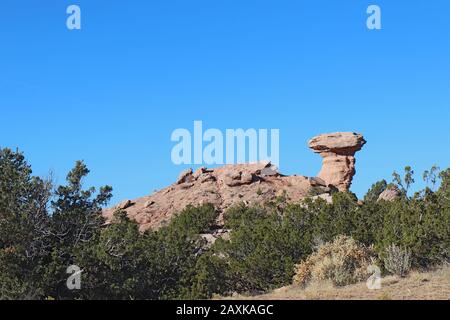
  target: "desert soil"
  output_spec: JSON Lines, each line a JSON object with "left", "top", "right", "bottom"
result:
{"left": 222, "top": 266, "right": 450, "bottom": 300}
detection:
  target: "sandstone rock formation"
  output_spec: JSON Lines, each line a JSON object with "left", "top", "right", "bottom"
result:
{"left": 308, "top": 132, "right": 366, "bottom": 191}
{"left": 378, "top": 185, "right": 401, "bottom": 202}
{"left": 104, "top": 132, "right": 366, "bottom": 231}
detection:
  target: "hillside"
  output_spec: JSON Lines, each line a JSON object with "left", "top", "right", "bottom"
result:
{"left": 225, "top": 266, "right": 450, "bottom": 300}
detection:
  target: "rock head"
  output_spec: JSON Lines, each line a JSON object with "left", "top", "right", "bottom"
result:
{"left": 309, "top": 132, "right": 366, "bottom": 191}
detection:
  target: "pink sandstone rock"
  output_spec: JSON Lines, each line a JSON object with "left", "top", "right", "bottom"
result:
{"left": 378, "top": 185, "right": 401, "bottom": 202}
{"left": 308, "top": 132, "right": 366, "bottom": 191}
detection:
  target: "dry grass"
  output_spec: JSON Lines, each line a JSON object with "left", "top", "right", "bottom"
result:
{"left": 293, "top": 235, "right": 375, "bottom": 287}
{"left": 222, "top": 265, "right": 450, "bottom": 300}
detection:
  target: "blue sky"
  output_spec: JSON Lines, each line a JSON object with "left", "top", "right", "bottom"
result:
{"left": 0, "top": 1, "right": 449, "bottom": 203}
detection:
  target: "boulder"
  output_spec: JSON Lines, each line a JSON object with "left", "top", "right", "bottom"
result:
{"left": 176, "top": 168, "right": 193, "bottom": 184}
{"left": 115, "top": 199, "right": 134, "bottom": 210}
{"left": 378, "top": 185, "right": 401, "bottom": 202}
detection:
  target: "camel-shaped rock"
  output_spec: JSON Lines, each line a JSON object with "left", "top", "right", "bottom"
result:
{"left": 105, "top": 132, "right": 366, "bottom": 231}
{"left": 309, "top": 132, "right": 366, "bottom": 191}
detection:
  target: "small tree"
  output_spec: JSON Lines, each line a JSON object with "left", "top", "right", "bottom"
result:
{"left": 423, "top": 165, "right": 440, "bottom": 191}
{"left": 46, "top": 160, "right": 113, "bottom": 299}
{"left": 0, "top": 148, "right": 53, "bottom": 299}
{"left": 51, "top": 161, "right": 112, "bottom": 249}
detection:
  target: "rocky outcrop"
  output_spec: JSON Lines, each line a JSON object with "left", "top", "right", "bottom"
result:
{"left": 308, "top": 132, "right": 366, "bottom": 191}
{"left": 104, "top": 161, "right": 325, "bottom": 231}
{"left": 378, "top": 185, "right": 401, "bottom": 202}
{"left": 104, "top": 132, "right": 366, "bottom": 231}
{"left": 115, "top": 199, "right": 135, "bottom": 210}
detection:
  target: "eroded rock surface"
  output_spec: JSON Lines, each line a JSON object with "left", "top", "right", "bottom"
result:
{"left": 104, "top": 161, "right": 324, "bottom": 231}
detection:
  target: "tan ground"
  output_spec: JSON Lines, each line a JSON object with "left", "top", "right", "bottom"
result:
{"left": 222, "top": 265, "right": 450, "bottom": 300}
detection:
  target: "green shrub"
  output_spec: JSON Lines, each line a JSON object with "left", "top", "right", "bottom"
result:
{"left": 379, "top": 195, "right": 449, "bottom": 268}
{"left": 195, "top": 203, "right": 316, "bottom": 296}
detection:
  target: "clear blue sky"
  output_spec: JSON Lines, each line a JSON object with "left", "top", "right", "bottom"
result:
{"left": 1, "top": 1, "right": 449, "bottom": 203}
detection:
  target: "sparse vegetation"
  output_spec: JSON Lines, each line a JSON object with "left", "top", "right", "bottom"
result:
{"left": 383, "top": 244, "right": 412, "bottom": 277}
{"left": 226, "top": 265, "right": 450, "bottom": 301}
{"left": 256, "top": 188, "right": 263, "bottom": 196}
